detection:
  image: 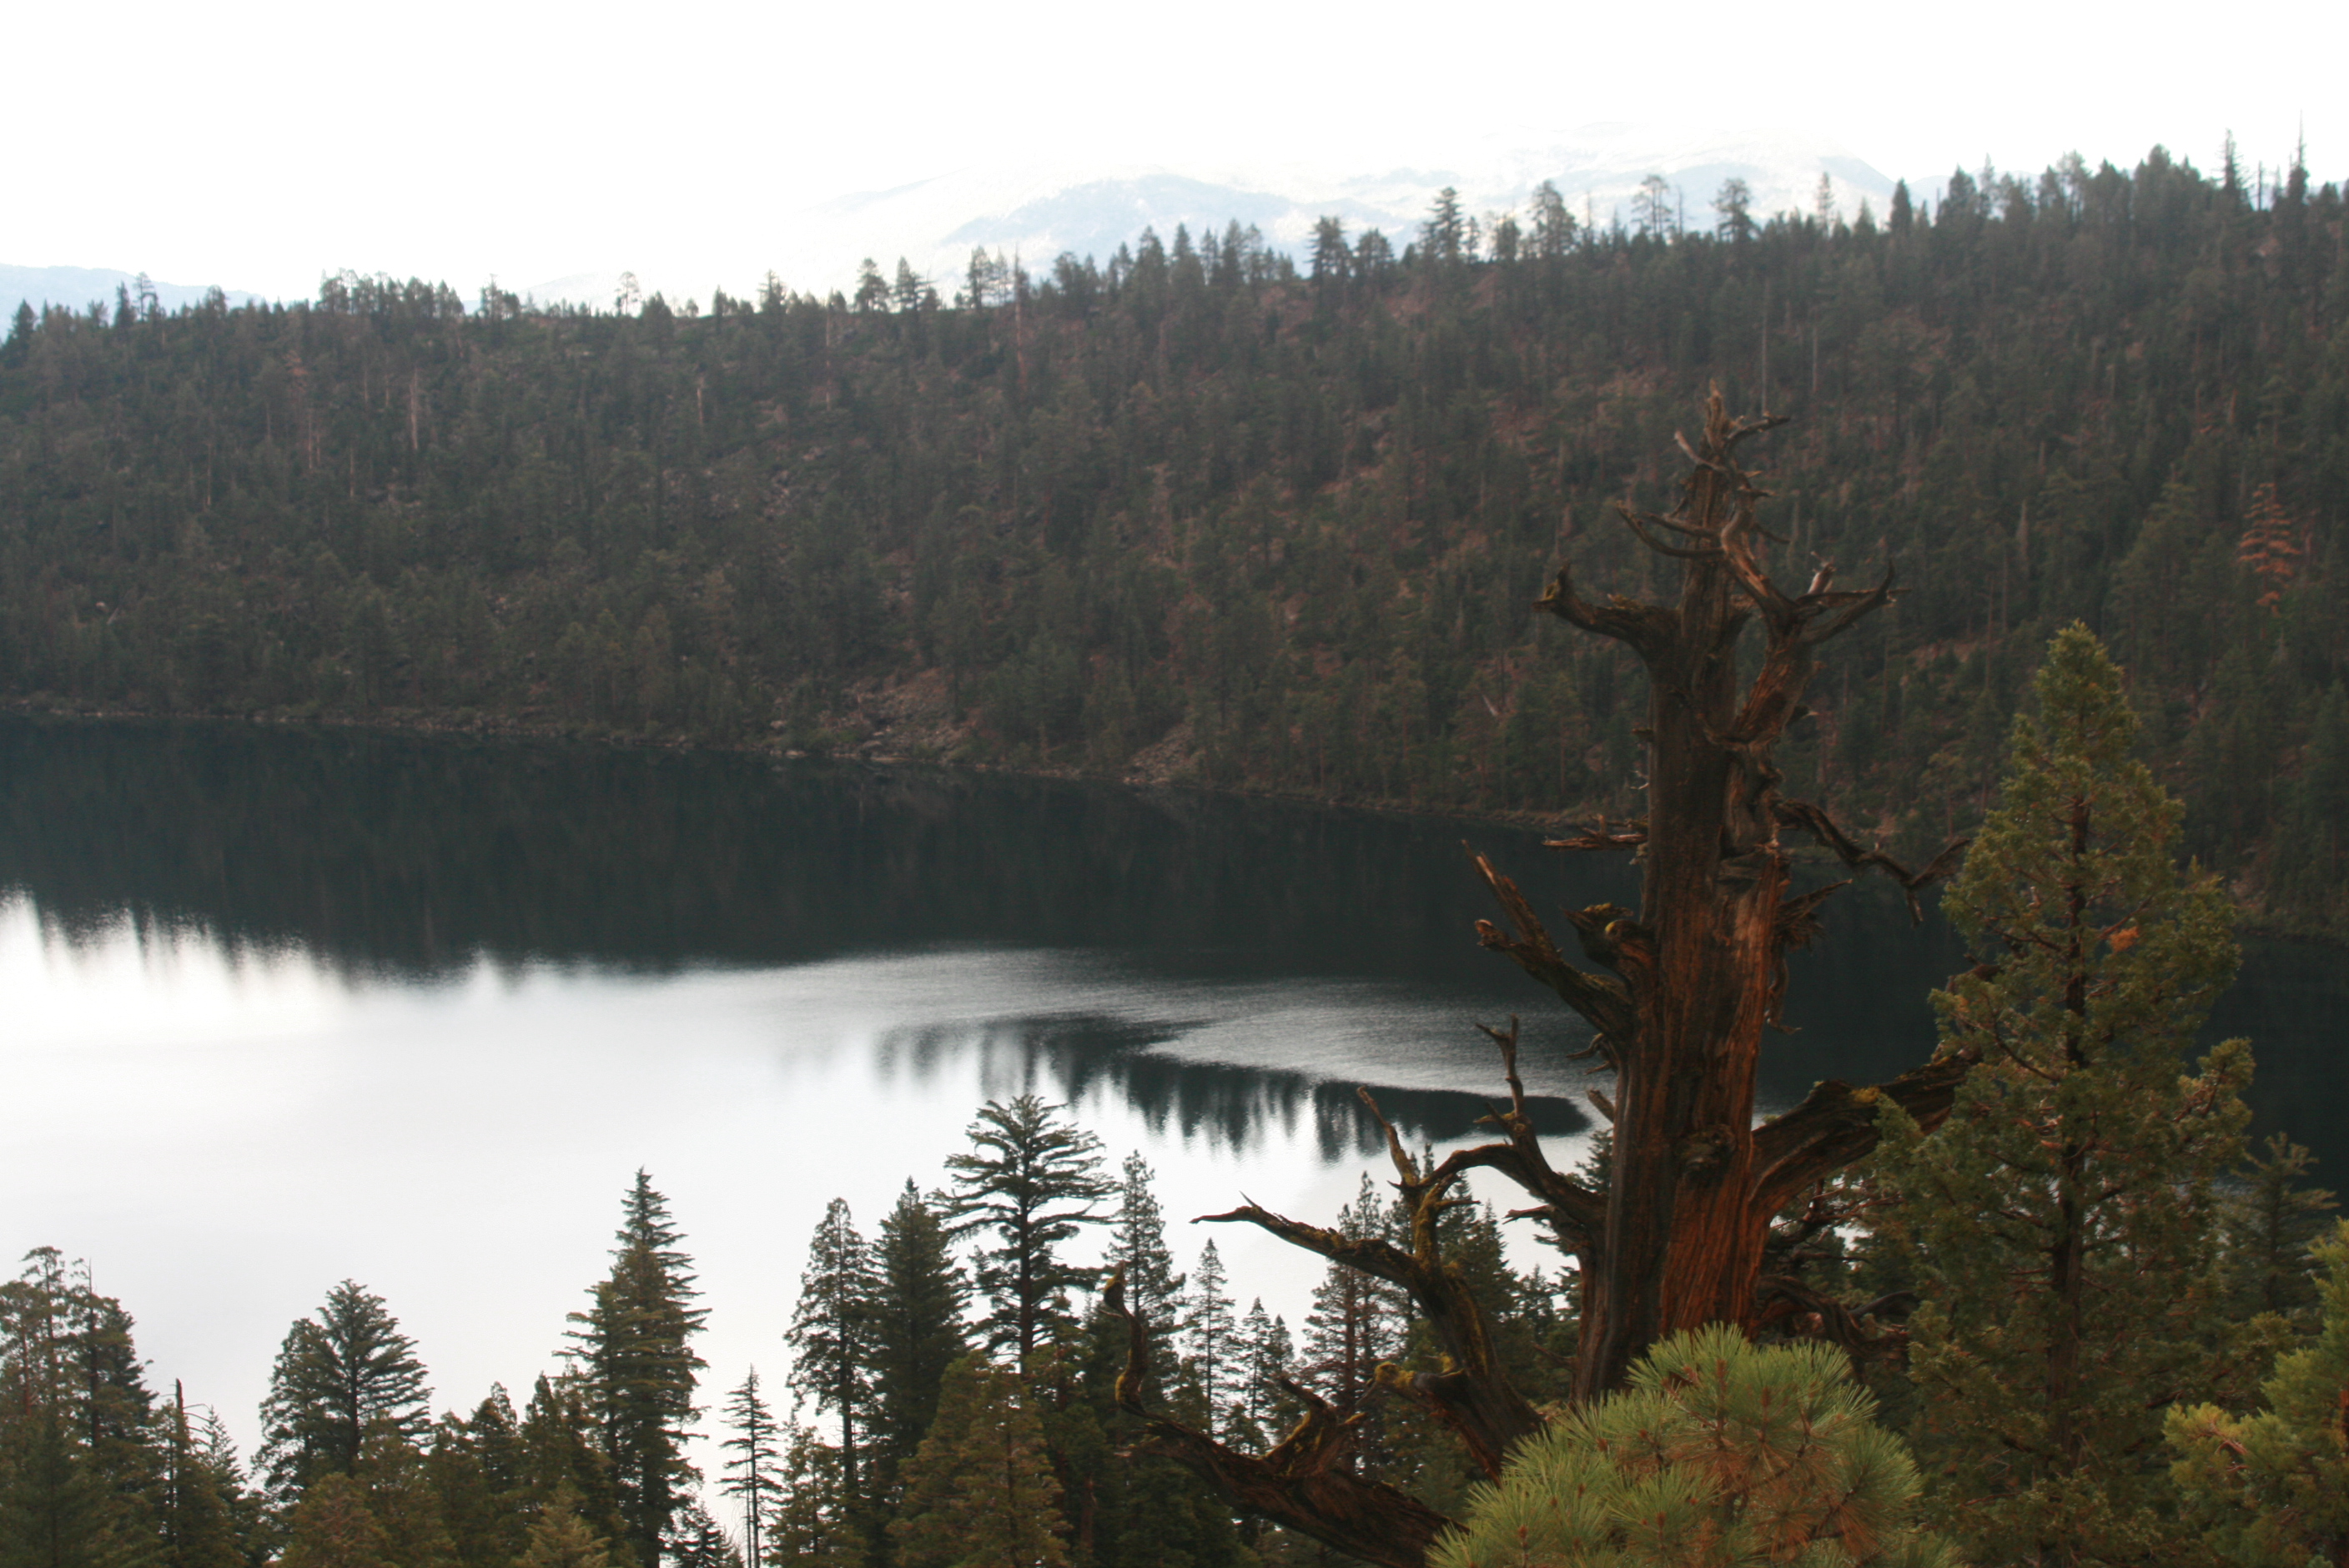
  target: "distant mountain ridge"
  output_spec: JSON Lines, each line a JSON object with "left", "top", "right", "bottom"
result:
{"left": 10, "top": 125, "right": 1899, "bottom": 317}
{"left": 516, "top": 124, "right": 1901, "bottom": 308}
{"left": 2, "top": 264, "right": 265, "bottom": 323}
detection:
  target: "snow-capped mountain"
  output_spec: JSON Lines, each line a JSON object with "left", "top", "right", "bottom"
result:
{"left": 524, "top": 123, "right": 1899, "bottom": 309}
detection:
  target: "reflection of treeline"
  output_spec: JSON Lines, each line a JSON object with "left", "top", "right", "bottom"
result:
{"left": 0, "top": 1103, "right": 1577, "bottom": 1567}
{"left": 0, "top": 717, "right": 1594, "bottom": 981}
{"left": 879, "top": 1012, "right": 1592, "bottom": 1157}
{"left": 3, "top": 148, "right": 2347, "bottom": 926}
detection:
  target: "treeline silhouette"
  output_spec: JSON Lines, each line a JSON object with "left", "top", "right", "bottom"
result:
{"left": 3, "top": 146, "right": 2346, "bottom": 927}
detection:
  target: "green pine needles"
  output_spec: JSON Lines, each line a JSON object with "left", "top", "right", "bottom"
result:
{"left": 1866, "top": 623, "right": 2270, "bottom": 1566}
{"left": 1431, "top": 1324, "right": 1957, "bottom": 1568}
{"left": 2167, "top": 1219, "right": 2349, "bottom": 1567}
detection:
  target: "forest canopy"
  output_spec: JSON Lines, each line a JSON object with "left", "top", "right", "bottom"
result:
{"left": 4, "top": 148, "right": 2347, "bottom": 930}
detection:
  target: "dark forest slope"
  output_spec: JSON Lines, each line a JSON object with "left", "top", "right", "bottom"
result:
{"left": 3, "top": 149, "right": 2346, "bottom": 928}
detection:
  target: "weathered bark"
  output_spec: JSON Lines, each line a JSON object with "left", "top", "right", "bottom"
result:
{"left": 1129, "top": 394, "right": 1973, "bottom": 1557}
{"left": 1103, "top": 1269, "right": 1453, "bottom": 1568}
{"left": 1474, "top": 390, "right": 1969, "bottom": 1397}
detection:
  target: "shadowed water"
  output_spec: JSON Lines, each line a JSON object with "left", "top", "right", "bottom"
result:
{"left": 2, "top": 715, "right": 2339, "bottom": 1460}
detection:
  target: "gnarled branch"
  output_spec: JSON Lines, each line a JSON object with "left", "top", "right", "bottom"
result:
{"left": 1773, "top": 797, "right": 1969, "bottom": 921}
{"left": 1468, "top": 852, "right": 1633, "bottom": 1042}
{"left": 1536, "top": 560, "right": 1675, "bottom": 661}
{"left": 1104, "top": 1269, "right": 1454, "bottom": 1568}
{"left": 1748, "top": 1046, "right": 1981, "bottom": 1215}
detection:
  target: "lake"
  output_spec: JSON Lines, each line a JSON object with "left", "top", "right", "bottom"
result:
{"left": 3, "top": 716, "right": 2339, "bottom": 1463}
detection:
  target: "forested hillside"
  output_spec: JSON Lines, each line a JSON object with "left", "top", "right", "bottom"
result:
{"left": 4, "top": 148, "right": 2346, "bottom": 926}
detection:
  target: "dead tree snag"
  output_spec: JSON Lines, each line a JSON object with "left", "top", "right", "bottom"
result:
{"left": 1117, "top": 393, "right": 1971, "bottom": 1557}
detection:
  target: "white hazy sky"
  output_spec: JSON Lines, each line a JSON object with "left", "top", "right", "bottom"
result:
{"left": 11, "top": 0, "right": 2342, "bottom": 302}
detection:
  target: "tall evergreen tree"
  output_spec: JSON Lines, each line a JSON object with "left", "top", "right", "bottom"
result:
{"left": 785, "top": 1199, "right": 875, "bottom": 1521}
{"left": 0, "top": 1248, "right": 157, "bottom": 1568}
{"left": 719, "top": 1370, "right": 782, "bottom": 1567}
{"left": 566, "top": 1173, "right": 707, "bottom": 1568}
{"left": 889, "top": 1357, "right": 1065, "bottom": 1568}
{"left": 1869, "top": 625, "right": 2268, "bottom": 1566}
{"left": 518, "top": 1374, "right": 626, "bottom": 1549}
{"left": 515, "top": 1485, "right": 622, "bottom": 1568}
{"left": 160, "top": 1384, "right": 247, "bottom": 1568}
{"left": 1296, "top": 1175, "right": 1401, "bottom": 1411}
{"left": 767, "top": 1424, "right": 861, "bottom": 1568}
{"left": 258, "top": 1280, "right": 430, "bottom": 1507}
{"left": 942, "top": 1098, "right": 1114, "bottom": 1363}
{"left": 2167, "top": 1219, "right": 2349, "bottom": 1567}
{"left": 1178, "top": 1240, "right": 1236, "bottom": 1434}
{"left": 864, "top": 1182, "right": 965, "bottom": 1514}
{"left": 1108, "top": 1154, "right": 1183, "bottom": 1339}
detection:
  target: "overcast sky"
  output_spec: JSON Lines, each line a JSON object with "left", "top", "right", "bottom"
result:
{"left": 13, "top": 0, "right": 2341, "bottom": 301}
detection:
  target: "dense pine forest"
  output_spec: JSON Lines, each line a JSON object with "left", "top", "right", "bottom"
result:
{"left": 0, "top": 1108, "right": 1579, "bottom": 1568}
{"left": 4, "top": 147, "right": 2347, "bottom": 929}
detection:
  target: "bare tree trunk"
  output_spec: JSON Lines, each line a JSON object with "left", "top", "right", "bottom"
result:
{"left": 1113, "top": 392, "right": 1973, "bottom": 1556}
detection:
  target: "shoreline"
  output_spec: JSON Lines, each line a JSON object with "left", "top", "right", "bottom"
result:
{"left": 8, "top": 696, "right": 2338, "bottom": 951}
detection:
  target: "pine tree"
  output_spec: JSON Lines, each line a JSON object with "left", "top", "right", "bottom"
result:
{"left": 1178, "top": 1240, "right": 1236, "bottom": 1434}
{"left": 2166, "top": 1219, "right": 2349, "bottom": 1567}
{"left": 719, "top": 1369, "right": 782, "bottom": 1567}
{"left": 567, "top": 1172, "right": 708, "bottom": 1568}
{"left": 1234, "top": 1300, "right": 1293, "bottom": 1446}
{"left": 1430, "top": 1325, "right": 1958, "bottom": 1568}
{"left": 785, "top": 1199, "right": 875, "bottom": 1535}
{"left": 1297, "top": 1174, "right": 1401, "bottom": 1411}
{"left": 278, "top": 1471, "right": 394, "bottom": 1568}
{"left": 160, "top": 1383, "right": 246, "bottom": 1568}
{"left": 352, "top": 1417, "right": 459, "bottom": 1568}
{"left": 431, "top": 1389, "right": 528, "bottom": 1568}
{"left": 0, "top": 1249, "right": 147, "bottom": 1568}
{"left": 864, "top": 1182, "right": 966, "bottom": 1514}
{"left": 889, "top": 1357, "right": 1066, "bottom": 1568}
{"left": 259, "top": 1280, "right": 431, "bottom": 1506}
{"left": 1108, "top": 1154, "right": 1184, "bottom": 1347}
{"left": 768, "top": 1424, "right": 861, "bottom": 1568}
{"left": 667, "top": 1499, "right": 745, "bottom": 1568}
{"left": 516, "top": 1483, "right": 621, "bottom": 1568}
{"left": 2226, "top": 1134, "right": 2339, "bottom": 1323}
{"left": 1868, "top": 624, "right": 2266, "bottom": 1566}
{"left": 943, "top": 1098, "right": 1114, "bottom": 1363}
{"left": 518, "top": 1374, "right": 626, "bottom": 1549}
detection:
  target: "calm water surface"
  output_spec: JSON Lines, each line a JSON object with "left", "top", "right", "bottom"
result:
{"left": 3, "top": 717, "right": 2339, "bottom": 1458}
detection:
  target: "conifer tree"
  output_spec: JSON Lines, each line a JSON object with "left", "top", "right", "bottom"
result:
{"left": 719, "top": 1369, "right": 782, "bottom": 1567}
{"left": 0, "top": 1249, "right": 143, "bottom": 1568}
{"left": 1298, "top": 1175, "right": 1401, "bottom": 1411}
{"left": 2166, "top": 1219, "right": 2349, "bottom": 1567}
{"left": 1234, "top": 1300, "right": 1293, "bottom": 1445}
{"left": 1179, "top": 1240, "right": 1237, "bottom": 1433}
{"left": 516, "top": 1487, "right": 622, "bottom": 1568}
{"left": 1868, "top": 624, "right": 2266, "bottom": 1566}
{"left": 864, "top": 1182, "right": 966, "bottom": 1510}
{"left": 943, "top": 1097, "right": 1114, "bottom": 1363}
{"left": 567, "top": 1173, "right": 707, "bottom": 1568}
{"left": 666, "top": 1499, "right": 745, "bottom": 1568}
{"left": 1109, "top": 1154, "right": 1184, "bottom": 1362}
{"left": 785, "top": 1199, "right": 876, "bottom": 1515}
{"left": 890, "top": 1356, "right": 1066, "bottom": 1568}
{"left": 259, "top": 1280, "right": 431, "bottom": 1506}
{"left": 160, "top": 1384, "right": 247, "bottom": 1568}
{"left": 518, "top": 1374, "right": 626, "bottom": 1548}
{"left": 1430, "top": 1325, "right": 1957, "bottom": 1568}
{"left": 2226, "top": 1134, "right": 2338, "bottom": 1323}
{"left": 278, "top": 1470, "right": 394, "bottom": 1568}
{"left": 352, "top": 1416, "right": 459, "bottom": 1567}
{"left": 429, "top": 1386, "right": 526, "bottom": 1568}
{"left": 768, "top": 1423, "right": 861, "bottom": 1568}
